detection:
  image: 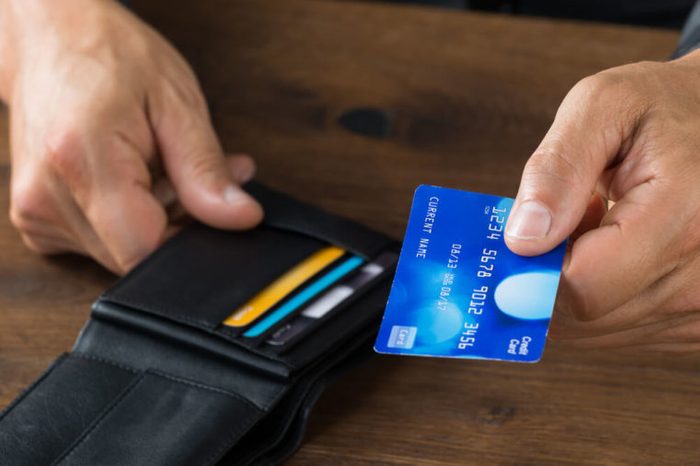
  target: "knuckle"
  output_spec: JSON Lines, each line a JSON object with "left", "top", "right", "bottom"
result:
{"left": 43, "top": 125, "right": 86, "bottom": 179}
{"left": 557, "top": 276, "right": 602, "bottom": 322}
{"left": 572, "top": 66, "right": 650, "bottom": 109}
{"left": 9, "top": 177, "right": 50, "bottom": 233}
{"left": 571, "top": 71, "right": 630, "bottom": 106}
{"left": 571, "top": 73, "right": 613, "bottom": 99}
{"left": 42, "top": 125, "right": 94, "bottom": 205}
{"left": 9, "top": 195, "right": 31, "bottom": 232}
{"left": 524, "top": 145, "right": 586, "bottom": 192}
{"left": 8, "top": 206, "right": 30, "bottom": 234}
{"left": 187, "top": 152, "right": 225, "bottom": 184}
{"left": 20, "top": 233, "right": 58, "bottom": 255}
{"left": 161, "top": 77, "right": 208, "bottom": 115}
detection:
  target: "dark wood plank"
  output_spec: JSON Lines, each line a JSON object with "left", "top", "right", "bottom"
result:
{"left": 2, "top": 1, "right": 696, "bottom": 464}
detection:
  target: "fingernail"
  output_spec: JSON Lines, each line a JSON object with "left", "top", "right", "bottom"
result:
{"left": 233, "top": 162, "right": 255, "bottom": 184}
{"left": 506, "top": 200, "right": 552, "bottom": 240}
{"left": 223, "top": 185, "right": 252, "bottom": 205}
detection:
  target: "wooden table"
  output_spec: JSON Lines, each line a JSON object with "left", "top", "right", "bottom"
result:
{"left": 2, "top": 1, "right": 697, "bottom": 464}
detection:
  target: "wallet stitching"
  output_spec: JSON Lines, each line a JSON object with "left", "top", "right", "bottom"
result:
{"left": 53, "top": 372, "right": 147, "bottom": 465}
{"left": 70, "top": 352, "right": 268, "bottom": 410}
{"left": 0, "top": 353, "right": 69, "bottom": 421}
{"left": 69, "top": 352, "right": 140, "bottom": 375}
{"left": 72, "top": 351, "right": 282, "bottom": 410}
{"left": 100, "top": 295, "right": 217, "bottom": 330}
{"left": 69, "top": 353, "right": 266, "bottom": 410}
{"left": 97, "top": 297, "right": 295, "bottom": 370}
{"left": 54, "top": 370, "right": 264, "bottom": 466}
{"left": 149, "top": 370, "right": 261, "bottom": 411}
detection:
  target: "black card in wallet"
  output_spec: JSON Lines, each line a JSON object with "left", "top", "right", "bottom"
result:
{"left": 0, "top": 182, "right": 399, "bottom": 466}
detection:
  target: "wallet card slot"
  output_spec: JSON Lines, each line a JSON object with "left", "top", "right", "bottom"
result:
{"left": 100, "top": 223, "right": 326, "bottom": 331}
{"left": 91, "top": 182, "right": 397, "bottom": 380}
{"left": 219, "top": 246, "right": 349, "bottom": 334}
{"left": 259, "top": 251, "right": 398, "bottom": 350}
{"left": 53, "top": 370, "right": 263, "bottom": 466}
{"left": 202, "top": 273, "right": 392, "bottom": 380}
{"left": 278, "top": 277, "right": 393, "bottom": 368}
{"left": 229, "top": 254, "right": 365, "bottom": 341}
{"left": 209, "top": 250, "right": 396, "bottom": 373}
{"left": 210, "top": 264, "right": 388, "bottom": 360}
{"left": 245, "top": 181, "right": 394, "bottom": 260}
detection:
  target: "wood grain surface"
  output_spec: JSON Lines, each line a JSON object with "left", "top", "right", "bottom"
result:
{"left": 1, "top": 1, "right": 697, "bottom": 464}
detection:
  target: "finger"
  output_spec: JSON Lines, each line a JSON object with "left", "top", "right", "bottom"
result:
{"left": 19, "top": 232, "right": 79, "bottom": 256}
{"left": 570, "top": 193, "right": 607, "bottom": 242}
{"left": 51, "top": 133, "right": 169, "bottom": 273}
{"left": 559, "top": 180, "right": 683, "bottom": 321}
{"left": 224, "top": 153, "right": 257, "bottom": 184}
{"left": 150, "top": 176, "right": 188, "bottom": 225}
{"left": 505, "top": 74, "right": 646, "bottom": 256}
{"left": 149, "top": 83, "right": 262, "bottom": 230}
{"left": 151, "top": 153, "right": 257, "bottom": 226}
{"left": 9, "top": 162, "right": 121, "bottom": 271}
{"left": 152, "top": 176, "right": 178, "bottom": 208}
{"left": 12, "top": 194, "right": 122, "bottom": 272}
{"left": 551, "top": 261, "right": 685, "bottom": 339}
{"left": 45, "top": 186, "right": 125, "bottom": 274}
{"left": 8, "top": 201, "right": 77, "bottom": 248}
{"left": 84, "top": 162, "right": 168, "bottom": 272}
{"left": 150, "top": 154, "right": 255, "bottom": 205}
{"left": 89, "top": 187, "right": 168, "bottom": 273}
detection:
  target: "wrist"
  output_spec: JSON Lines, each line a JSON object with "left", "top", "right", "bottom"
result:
{"left": 0, "top": 0, "right": 118, "bottom": 102}
{"left": 676, "top": 47, "right": 700, "bottom": 66}
{"left": 0, "top": 0, "right": 54, "bottom": 102}
{"left": 0, "top": 1, "right": 19, "bottom": 101}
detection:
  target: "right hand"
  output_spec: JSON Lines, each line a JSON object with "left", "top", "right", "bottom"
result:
{"left": 504, "top": 54, "right": 700, "bottom": 352}
{"left": 0, "top": 0, "right": 262, "bottom": 274}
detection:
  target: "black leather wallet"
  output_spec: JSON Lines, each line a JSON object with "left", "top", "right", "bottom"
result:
{"left": 0, "top": 182, "right": 399, "bottom": 465}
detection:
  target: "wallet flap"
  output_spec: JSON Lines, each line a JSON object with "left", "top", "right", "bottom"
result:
{"left": 246, "top": 181, "right": 393, "bottom": 260}
{"left": 100, "top": 224, "right": 326, "bottom": 332}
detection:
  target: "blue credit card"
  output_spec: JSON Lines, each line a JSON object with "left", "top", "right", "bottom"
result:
{"left": 374, "top": 185, "right": 567, "bottom": 363}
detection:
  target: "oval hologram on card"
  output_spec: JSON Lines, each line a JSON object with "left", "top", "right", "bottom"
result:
{"left": 494, "top": 271, "right": 560, "bottom": 320}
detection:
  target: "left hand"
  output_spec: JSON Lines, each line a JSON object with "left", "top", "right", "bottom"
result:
{"left": 0, "top": 0, "right": 263, "bottom": 274}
